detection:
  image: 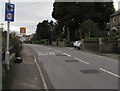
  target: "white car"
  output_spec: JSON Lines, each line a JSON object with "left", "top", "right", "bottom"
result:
{"left": 73, "top": 40, "right": 82, "bottom": 50}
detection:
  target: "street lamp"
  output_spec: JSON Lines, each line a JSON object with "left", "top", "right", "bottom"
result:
{"left": 0, "top": 23, "right": 4, "bottom": 29}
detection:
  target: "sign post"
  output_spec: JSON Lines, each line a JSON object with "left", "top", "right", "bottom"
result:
{"left": 5, "top": 1, "right": 15, "bottom": 69}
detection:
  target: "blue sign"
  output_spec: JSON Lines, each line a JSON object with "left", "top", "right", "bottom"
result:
{"left": 5, "top": 3, "right": 15, "bottom": 22}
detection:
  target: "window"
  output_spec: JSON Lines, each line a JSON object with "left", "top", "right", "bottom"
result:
{"left": 119, "top": 16, "right": 120, "bottom": 22}
{"left": 113, "top": 17, "right": 115, "bottom": 23}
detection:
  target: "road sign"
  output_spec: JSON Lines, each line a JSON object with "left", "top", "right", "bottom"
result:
{"left": 5, "top": 3, "right": 15, "bottom": 22}
{"left": 20, "top": 27, "right": 26, "bottom": 35}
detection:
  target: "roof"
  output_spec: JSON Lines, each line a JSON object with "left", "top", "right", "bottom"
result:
{"left": 110, "top": 9, "right": 120, "bottom": 17}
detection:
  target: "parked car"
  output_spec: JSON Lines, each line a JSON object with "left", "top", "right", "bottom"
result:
{"left": 73, "top": 40, "right": 82, "bottom": 50}
{"left": 14, "top": 57, "right": 22, "bottom": 63}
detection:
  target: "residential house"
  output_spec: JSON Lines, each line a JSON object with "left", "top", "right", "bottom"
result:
{"left": 109, "top": 1, "right": 120, "bottom": 35}
{"left": 109, "top": 9, "right": 120, "bottom": 34}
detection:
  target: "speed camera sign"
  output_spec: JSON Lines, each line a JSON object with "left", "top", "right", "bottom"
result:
{"left": 5, "top": 3, "right": 15, "bottom": 22}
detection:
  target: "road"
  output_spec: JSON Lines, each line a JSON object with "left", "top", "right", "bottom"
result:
{"left": 25, "top": 44, "right": 119, "bottom": 89}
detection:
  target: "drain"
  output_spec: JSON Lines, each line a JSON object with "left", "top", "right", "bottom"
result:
{"left": 80, "top": 69, "right": 100, "bottom": 73}
{"left": 65, "top": 60, "right": 79, "bottom": 62}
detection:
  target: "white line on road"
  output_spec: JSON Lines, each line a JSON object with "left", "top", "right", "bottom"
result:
{"left": 62, "top": 53, "right": 71, "bottom": 57}
{"left": 32, "top": 52, "right": 48, "bottom": 90}
{"left": 99, "top": 68, "right": 120, "bottom": 78}
{"left": 74, "top": 58, "right": 90, "bottom": 64}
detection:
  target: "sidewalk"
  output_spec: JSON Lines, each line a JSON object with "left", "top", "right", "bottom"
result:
{"left": 10, "top": 45, "right": 43, "bottom": 89}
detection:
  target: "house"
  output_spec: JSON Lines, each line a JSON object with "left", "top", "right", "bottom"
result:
{"left": 109, "top": 9, "right": 120, "bottom": 34}
{"left": 109, "top": 2, "right": 120, "bottom": 35}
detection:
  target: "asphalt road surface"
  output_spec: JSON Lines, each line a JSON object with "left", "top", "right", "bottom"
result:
{"left": 25, "top": 44, "right": 119, "bottom": 89}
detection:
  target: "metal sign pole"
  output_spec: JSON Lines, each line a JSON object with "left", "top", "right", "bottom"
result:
{"left": 5, "top": 0, "right": 11, "bottom": 69}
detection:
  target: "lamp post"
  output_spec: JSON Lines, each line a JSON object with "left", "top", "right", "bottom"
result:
{"left": 0, "top": 23, "right": 4, "bottom": 30}
{"left": 0, "top": 23, "right": 3, "bottom": 91}
{"left": 0, "top": 23, "right": 4, "bottom": 52}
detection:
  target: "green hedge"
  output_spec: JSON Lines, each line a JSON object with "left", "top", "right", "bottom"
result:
{"left": 84, "top": 37, "right": 117, "bottom": 43}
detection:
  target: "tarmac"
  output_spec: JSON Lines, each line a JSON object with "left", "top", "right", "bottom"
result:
{"left": 9, "top": 44, "right": 119, "bottom": 89}
{"left": 67, "top": 47, "right": 119, "bottom": 60}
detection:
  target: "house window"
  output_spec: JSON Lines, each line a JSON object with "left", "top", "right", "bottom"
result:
{"left": 119, "top": 16, "right": 120, "bottom": 22}
{"left": 113, "top": 17, "right": 115, "bottom": 23}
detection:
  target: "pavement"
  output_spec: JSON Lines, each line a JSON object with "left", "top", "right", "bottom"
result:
{"left": 10, "top": 45, "right": 43, "bottom": 89}
{"left": 27, "top": 44, "right": 119, "bottom": 89}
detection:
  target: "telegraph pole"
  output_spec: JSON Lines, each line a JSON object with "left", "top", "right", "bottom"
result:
{"left": 51, "top": 26, "right": 53, "bottom": 45}
{"left": 5, "top": 0, "right": 11, "bottom": 69}
{"left": 67, "top": 26, "right": 70, "bottom": 42}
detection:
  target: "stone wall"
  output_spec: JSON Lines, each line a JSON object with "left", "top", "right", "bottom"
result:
{"left": 101, "top": 40, "right": 118, "bottom": 53}
{"left": 52, "top": 41, "right": 66, "bottom": 47}
{"left": 81, "top": 40, "right": 118, "bottom": 53}
{"left": 81, "top": 42, "right": 100, "bottom": 52}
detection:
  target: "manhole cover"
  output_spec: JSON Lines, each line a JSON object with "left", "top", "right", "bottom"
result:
{"left": 65, "top": 60, "right": 79, "bottom": 62}
{"left": 80, "top": 69, "right": 100, "bottom": 73}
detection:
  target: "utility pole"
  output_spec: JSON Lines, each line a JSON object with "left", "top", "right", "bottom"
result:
{"left": 5, "top": 0, "right": 11, "bottom": 69}
{"left": 67, "top": 26, "right": 70, "bottom": 42}
{"left": 51, "top": 27, "right": 53, "bottom": 45}
{"left": 88, "top": 23, "right": 91, "bottom": 38}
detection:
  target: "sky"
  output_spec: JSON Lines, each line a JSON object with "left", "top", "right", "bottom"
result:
{"left": 0, "top": 0, "right": 119, "bottom": 35}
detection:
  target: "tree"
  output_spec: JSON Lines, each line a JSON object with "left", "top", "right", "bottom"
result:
{"left": 36, "top": 20, "right": 51, "bottom": 41}
{"left": 52, "top": 2, "right": 115, "bottom": 40}
{"left": 80, "top": 19, "right": 100, "bottom": 38}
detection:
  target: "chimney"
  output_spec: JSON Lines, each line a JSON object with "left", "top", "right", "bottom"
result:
{"left": 118, "top": 1, "right": 120, "bottom": 10}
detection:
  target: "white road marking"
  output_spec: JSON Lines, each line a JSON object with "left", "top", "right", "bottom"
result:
{"left": 38, "top": 52, "right": 56, "bottom": 56}
{"left": 54, "top": 50, "right": 61, "bottom": 53}
{"left": 48, "top": 48, "right": 52, "bottom": 50}
{"left": 32, "top": 52, "right": 48, "bottom": 90}
{"left": 99, "top": 68, "right": 120, "bottom": 78}
{"left": 74, "top": 58, "right": 90, "bottom": 64}
{"left": 62, "top": 53, "right": 71, "bottom": 57}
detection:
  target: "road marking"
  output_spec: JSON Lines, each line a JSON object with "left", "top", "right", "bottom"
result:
{"left": 54, "top": 50, "right": 61, "bottom": 53}
{"left": 99, "top": 68, "right": 120, "bottom": 78}
{"left": 38, "top": 52, "right": 56, "bottom": 56}
{"left": 74, "top": 58, "right": 90, "bottom": 64}
{"left": 32, "top": 52, "right": 48, "bottom": 90}
{"left": 67, "top": 47, "right": 74, "bottom": 49}
{"left": 62, "top": 53, "right": 71, "bottom": 57}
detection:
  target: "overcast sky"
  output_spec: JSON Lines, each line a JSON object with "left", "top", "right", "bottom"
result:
{"left": 0, "top": 0, "right": 119, "bottom": 35}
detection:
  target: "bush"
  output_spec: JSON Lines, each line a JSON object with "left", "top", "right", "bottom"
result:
{"left": 84, "top": 38, "right": 99, "bottom": 43}
{"left": 10, "top": 33, "right": 22, "bottom": 57}
{"left": 85, "top": 38, "right": 99, "bottom": 41}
